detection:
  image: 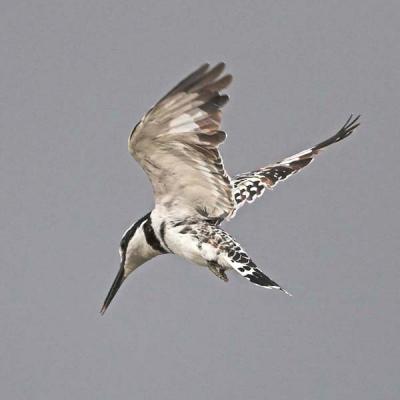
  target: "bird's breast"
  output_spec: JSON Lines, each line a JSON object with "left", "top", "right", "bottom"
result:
{"left": 152, "top": 216, "right": 216, "bottom": 267}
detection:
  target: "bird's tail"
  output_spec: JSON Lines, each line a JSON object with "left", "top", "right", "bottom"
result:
{"left": 212, "top": 227, "right": 292, "bottom": 295}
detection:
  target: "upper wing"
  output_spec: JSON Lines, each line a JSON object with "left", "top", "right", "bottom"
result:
{"left": 128, "top": 63, "right": 235, "bottom": 221}
{"left": 232, "top": 115, "right": 360, "bottom": 212}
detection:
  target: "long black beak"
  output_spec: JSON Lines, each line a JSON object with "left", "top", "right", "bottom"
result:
{"left": 100, "top": 265, "right": 125, "bottom": 315}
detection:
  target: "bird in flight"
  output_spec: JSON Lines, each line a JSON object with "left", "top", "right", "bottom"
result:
{"left": 100, "top": 63, "right": 360, "bottom": 314}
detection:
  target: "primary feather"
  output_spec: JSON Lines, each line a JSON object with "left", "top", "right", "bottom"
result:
{"left": 129, "top": 63, "right": 234, "bottom": 221}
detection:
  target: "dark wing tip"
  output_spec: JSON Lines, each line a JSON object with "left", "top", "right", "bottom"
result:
{"left": 209, "top": 62, "right": 226, "bottom": 76}
{"left": 344, "top": 114, "right": 361, "bottom": 132}
{"left": 313, "top": 114, "right": 361, "bottom": 151}
{"left": 157, "top": 62, "right": 232, "bottom": 105}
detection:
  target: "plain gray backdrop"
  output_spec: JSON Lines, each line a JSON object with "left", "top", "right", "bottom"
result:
{"left": 1, "top": 1, "right": 399, "bottom": 399}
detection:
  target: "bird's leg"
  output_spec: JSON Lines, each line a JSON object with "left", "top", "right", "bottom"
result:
{"left": 207, "top": 261, "right": 229, "bottom": 282}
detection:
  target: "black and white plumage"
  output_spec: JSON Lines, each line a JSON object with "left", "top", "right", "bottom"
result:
{"left": 232, "top": 115, "right": 360, "bottom": 211}
{"left": 100, "top": 63, "right": 360, "bottom": 314}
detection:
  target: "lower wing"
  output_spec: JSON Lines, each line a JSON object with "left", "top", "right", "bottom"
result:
{"left": 231, "top": 115, "right": 360, "bottom": 213}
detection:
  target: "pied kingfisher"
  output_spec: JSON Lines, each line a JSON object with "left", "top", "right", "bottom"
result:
{"left": 100, "top": 63, "right": 360, "bottom": 314}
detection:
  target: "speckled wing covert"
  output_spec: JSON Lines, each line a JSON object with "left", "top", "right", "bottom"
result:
{"left": 232, "top": 115, "right": 360, "bottom": 211}
{"left": 129, "top": 63, "right": 235, "bottom": 221}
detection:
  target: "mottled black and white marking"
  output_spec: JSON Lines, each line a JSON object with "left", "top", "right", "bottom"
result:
{"left": 232, "top": 115, "right": 360, "bottom": 212}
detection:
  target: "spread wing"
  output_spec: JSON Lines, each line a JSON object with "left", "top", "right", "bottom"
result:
{"left": 128, "top": 63, "right": 235, "bottom": 220}
{"left": 232, "top": 115, "right": 360, "bottom": 212}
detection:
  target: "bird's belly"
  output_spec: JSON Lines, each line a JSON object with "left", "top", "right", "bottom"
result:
{"left": 164, "top": 229, "right": 213, "bottom": 267}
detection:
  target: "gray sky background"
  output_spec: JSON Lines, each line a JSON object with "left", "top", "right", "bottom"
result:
{"left": 1, "top": 1, "right": 399, "bottom": 399}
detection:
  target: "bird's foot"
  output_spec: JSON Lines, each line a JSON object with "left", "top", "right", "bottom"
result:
{"left": 208, "top": 261, "right": 229, "bottom": 282}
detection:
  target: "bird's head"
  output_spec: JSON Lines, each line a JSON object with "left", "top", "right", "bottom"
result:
{"left": 100, "top": 212, "right": 158, "bottom": 314}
